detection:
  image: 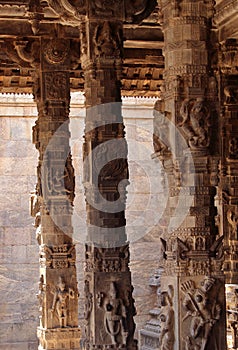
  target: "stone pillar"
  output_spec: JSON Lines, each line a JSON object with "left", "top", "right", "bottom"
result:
{"left": 150, "top": 1, "right": 227, "bottom": 349}
{"left": 28, "top": 38, "right": 81, "bottom": 349}
{"left": 218, "top": 39, "right": 238, "bottom": 284}
{"left": 80, "top": 6, "right": 137, "bottom": 349}
{"left": 218, "top": 39, "right": 238, "bottom": 349}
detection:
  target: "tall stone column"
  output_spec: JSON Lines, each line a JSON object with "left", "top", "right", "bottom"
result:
{"left": 218, "top": 39, "right": 238, "bottom": 348}
{"left": 151, "top": 1, "right": 227, "bottom": 349}
{"left": 26, "top": 38, "right": 81, "bottom": 349}
{"left": 80, "top": 5, "right": 137, "bottom": 350}
{"left": 218, "top": 39, "right": 238, "bottom": 284}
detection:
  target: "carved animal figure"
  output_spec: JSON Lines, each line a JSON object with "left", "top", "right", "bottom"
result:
{"left": 227, "top": 209, "right": 238, "bottom": 239}
{"left": 179, "top": 99, "right": 210, "bottom": 149}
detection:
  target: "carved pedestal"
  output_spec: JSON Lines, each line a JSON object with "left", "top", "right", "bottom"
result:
{"left": 140, "top": 268, "right": 163, "bottom": 350}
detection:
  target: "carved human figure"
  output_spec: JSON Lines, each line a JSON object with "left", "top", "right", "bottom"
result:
{"left": 182, "top": 277, "right": 221, "bottom": 350}
{"left": 84, "top": 280, "right": 93, "bottom": 320}
{"left": 101, "top": 282, "right": 128, "bottom": 345}
{"left": 159, "top": 286, "right": 175, "bottom": 350}
{"left": 84, "top": 279, "right": 93, "bottom": 338}
{"left": 227, "top": 209, "right": 238, "bottom": 239}
{"left": 51, "top": 277, "right": 75, "bottom": 328}
{"left": 94, "top": 21, "right": 121, "bottom": 58}
{"left": 37, "top": 275, "right": 45, "bottom": 328}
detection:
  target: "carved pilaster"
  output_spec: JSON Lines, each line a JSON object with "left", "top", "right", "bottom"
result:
{"left": 26, "top": 37, "right": 81, "bottom": 349}
{"left": 219, "top": 39, "right": 238, "bottom": 285}
{"left": 148, "top": 1, "right": 227, "bottom": 349}
{"left": 80, "top": 3, "right": 137, "bottom": 349}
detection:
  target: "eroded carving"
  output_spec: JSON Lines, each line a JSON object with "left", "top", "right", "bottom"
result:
{"left": 179, "top": 98, "right": 210, "bottom": 150}
{"left": 125, "top": 0, "right": 157, "bottom": 24}
{"left": 46, "top": 0, "right": 86, "bottom": 26}
{"left": 227, "top": 209, "right": 238, "bottom": 240}
{"left": 181, "top": 277, "right": 221, "bottom": 350}
{"left": 51, "top": 276, "right": 77, "bottom": 328}
{"left": 159, "top": 285, "right": 174, "bottom": 350}
{"left": 98, "top": 282, "right": 128, "bottom": 346}
{"left": 44, "top": 39, "right": 70, "bottom": 65}
{"left": 94, "top": 21, "right": 123, "bottom": 59}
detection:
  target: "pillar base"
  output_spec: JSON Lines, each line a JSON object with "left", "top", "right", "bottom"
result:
{"left": 37, "top": 327, "right": 81, "bottom": 350}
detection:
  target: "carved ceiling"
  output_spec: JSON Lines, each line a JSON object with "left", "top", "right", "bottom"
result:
{"left": 0, "top": 1, "right": 237, "bottom": 97}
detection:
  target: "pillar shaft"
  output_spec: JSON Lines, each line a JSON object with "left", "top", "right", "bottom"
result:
{"left": 153, "top": 1, "right": 226, "bottom": 349}
{"left": 219, "top": 39, "right": 238, "bottom": 284}
{"left": 30, "top": 38, "right": 81, "bottom": 349}
{"left": 80, "top": 5, "right": 137, "bottom": 349}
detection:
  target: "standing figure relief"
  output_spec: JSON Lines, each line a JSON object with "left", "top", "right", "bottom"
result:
{"left": 51, "top": 276, "right": 77, "bottom": 328}
{"left": 159, "top": 285, "right": 175, "bottom": 350}
{"left": 98, "top": 281, "right": 128, "bottom": 346}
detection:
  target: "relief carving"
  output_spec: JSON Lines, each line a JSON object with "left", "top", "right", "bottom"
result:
{"left": 125, "top": 0, "right": 157, "bottom": 24}
{"left": 98, "top": 282, "right": 128, "bottom": 345}
{"left": 181, "top": 277, "right": 221, "bottom": 350}
{"left": 224, "top": 86, "right": 238, "bottom": 105}
{"left": 51, "top": 276, "right": 77, "bottom": 328}
{"left": 46, "top": 160, "right": 74, "bottom": 204}
{"left": 44, "top": 72, "right": 69, "bottom": 101}
{"left": 153, "top": 104, "right": 171, "bottom": 161}
{"left": 179, "top": 98, "right": 210, "bottom": 150}
{"left": 47, "top": 0, "right": 86, "bottom": 26}
{"left": 44, "top": 39, "right": 70, "bottom": 65}
{"left": 37, "top": 275, "right": 46, "bottom": 328}
{"left": 159, "top": 285, "right": 174, "bottom": 350}
{"left": 94, "top": 21, "right": 123, "bottom": 59}
{"left": 229, "top": 137, "right": 238, "bottom": 159}
{"left": 90, "top": 0, "right": 120, "bottom": 17}
{"left": 227, "top": 209, "right": 238, "bottom": 240}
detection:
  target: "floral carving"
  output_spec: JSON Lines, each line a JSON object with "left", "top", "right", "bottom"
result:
{"left": 44, "top": 39, "right": 70, "bottom": 65}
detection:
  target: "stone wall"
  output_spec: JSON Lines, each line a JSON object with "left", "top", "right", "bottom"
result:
{"left": 0, "top": 93, "right": 164, "bottom": 349}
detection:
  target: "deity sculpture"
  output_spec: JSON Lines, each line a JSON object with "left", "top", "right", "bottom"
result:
{"left": 159, "top": 286, "right": 175, "bottom": 350}
{"left": 99, "top": 281, "right": 128, "bottom": 345}
{"left": 51, "top": 276, "right": 76, "bottom": 328}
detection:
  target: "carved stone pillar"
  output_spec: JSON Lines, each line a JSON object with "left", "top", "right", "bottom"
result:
{"left": 80, "top": 6, "right": 137, "bottom": 350}
{"left": 219, "top": 39, "right": 238, "bottom": 285}
{"left": 151, "top": 1, "right": 227, "bottom": 349}
{"left": 29, "top": 38, "right": 81, "bottom": 349}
